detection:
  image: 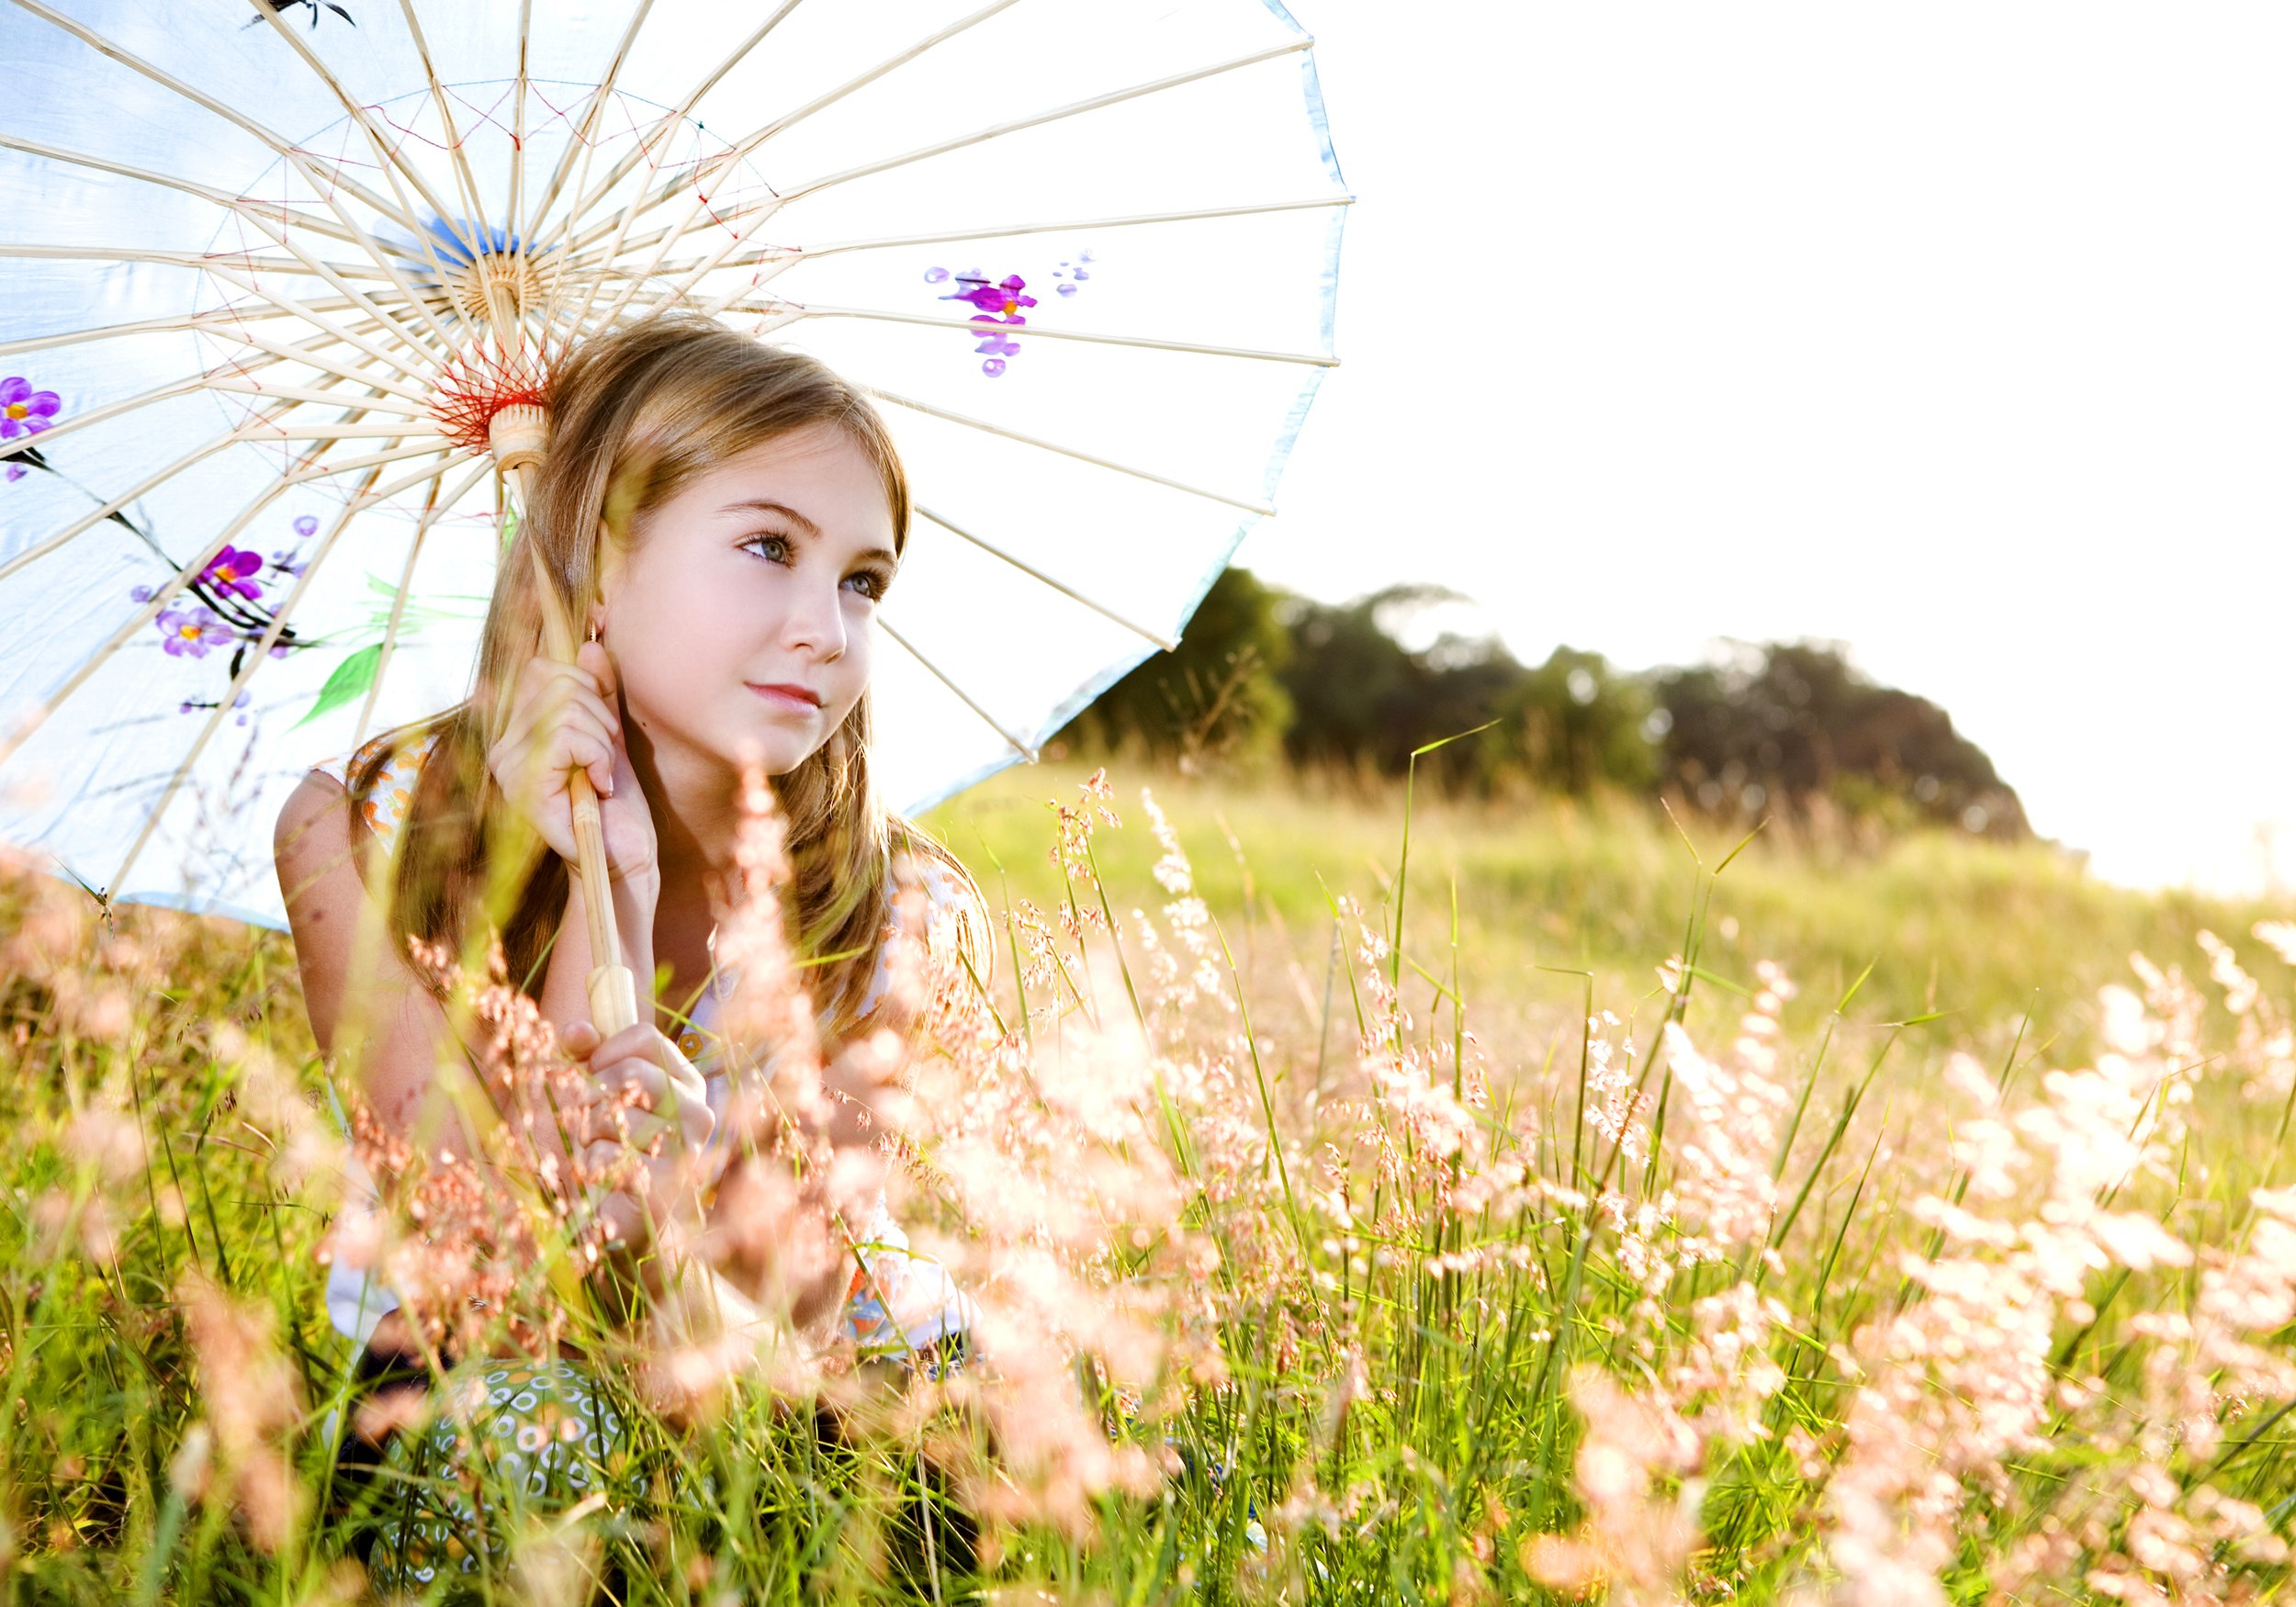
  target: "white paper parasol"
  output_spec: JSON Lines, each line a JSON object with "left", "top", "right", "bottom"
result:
{"left": 0, "top": 0, "right": 1346, "bottom": 928}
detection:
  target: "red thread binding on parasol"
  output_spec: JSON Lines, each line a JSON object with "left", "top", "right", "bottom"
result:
{"left": 429, "top": 343, "right": 554, "bottom": 455}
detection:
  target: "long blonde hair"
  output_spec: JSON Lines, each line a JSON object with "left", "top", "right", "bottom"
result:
{"left": 353, "top": 313, "right": 980, "bottom": 1036}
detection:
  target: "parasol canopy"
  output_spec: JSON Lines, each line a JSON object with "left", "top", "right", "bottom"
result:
{"left": 0, "top": 0, "right": 1346, "bottom": 927}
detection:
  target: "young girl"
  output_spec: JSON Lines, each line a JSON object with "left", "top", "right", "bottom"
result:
{"left": 273, "top": 314, "right": 985, "bottom": 1422}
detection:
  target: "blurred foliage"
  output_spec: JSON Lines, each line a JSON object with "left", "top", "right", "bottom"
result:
{"left": 1655, "top": 638, "right": 2025, "bottom": 838}
{"left": 1059, "top": 569, "right": 2030, "bottom": 840}
{"left": 1051, "top": 567, "right": 1293, "bottom": 770}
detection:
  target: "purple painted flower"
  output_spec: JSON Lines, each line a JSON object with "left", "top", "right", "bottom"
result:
{"left": 931, "top": 267, "right": 1063, "bottom": 376}
{"left": 5, "top": 464, "right": 23, "bottom": 482}
{"left": 267, "top": 511, "right": 320, "bottom": 574}
{"left": 130, "top": 585, "right": 155, "bottom": 603}
{"left": 1052, "top": 251, "right": 1094, "bottom": 297}
{"left": 0, "top": 376, "right": 61, "bottom": 440}
{"left": 199, "top": 545, "right": 264, "bottom": 601}
{"left": 157, "top": 605, "right": 230, "bottom": 657}
{"left": 943, "top": 273, "right": 1036, "bottom": 324}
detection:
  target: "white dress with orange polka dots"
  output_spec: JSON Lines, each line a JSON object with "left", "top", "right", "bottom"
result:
{"left": 308, "top": 728, "right": 975, "bottom": 1366}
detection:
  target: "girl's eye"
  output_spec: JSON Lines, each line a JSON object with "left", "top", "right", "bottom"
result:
{"left": 744, "top": 533, "right": 890, "bottom": 600}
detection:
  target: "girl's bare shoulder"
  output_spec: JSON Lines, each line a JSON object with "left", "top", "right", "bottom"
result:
{"left": 275, "top": 727, "right": 441, "bottom": 903}
{"left": 891, "top": 837, "right": 982, "bottom": 918}
{"left": 886, "top": 837, "right": 992, "bottom": 981}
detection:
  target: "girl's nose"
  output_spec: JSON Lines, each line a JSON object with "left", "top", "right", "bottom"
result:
{"left": 782, "top": 574, "right": 847, "bottom": 660}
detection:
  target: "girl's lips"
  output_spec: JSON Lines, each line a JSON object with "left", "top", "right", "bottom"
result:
{"left": 747, "top": 682, "right": 821, "bottom": 713}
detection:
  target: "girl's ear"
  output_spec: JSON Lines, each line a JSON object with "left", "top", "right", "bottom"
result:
{"left": 591, "top": 520, "right": 624, "bottom": 637}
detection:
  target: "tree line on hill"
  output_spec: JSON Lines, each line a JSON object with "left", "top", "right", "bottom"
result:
{"left": 1054, "top": 568, "right": 2029, "bottom": 839}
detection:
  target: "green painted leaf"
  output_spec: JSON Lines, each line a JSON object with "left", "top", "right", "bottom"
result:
{"left": 354, "top": 571, "right": 489, "bottom": 634}
{"left": 293, "top": 644, "right": 382, "bottom": 730}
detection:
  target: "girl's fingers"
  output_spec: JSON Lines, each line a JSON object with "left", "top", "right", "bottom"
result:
{"left": 521, "top": 653, "right": 617, "bottom": 714}
{"left": 675, "top": 1107, "right": 712, "bottom": 1157}
{"left": 506, "top": 661, "right": 600, "bottom": 747}
{"left": 583, "top": 1022, "right": 659, "bottom": 1064}
{"left": 490, "top": 656, "right": 652, "bottom": 873}
{"left": 552, "top": 667, "right": 621, "bottom": 739}
{"left": 587, "top": 1024, "right": 710, "bottom": 1105}
{"left": 580, "top": 1140, "right": 625, "bottom": 1179}
{"left": 492, "top": 716, "right": 617, "bottom": 844}
{"left": 591, "top": 1060, "right": 670, "bottom": 1113}
{"left": 559, "top": 719, "right": 617, "bottom": 802}
{"left": 505, "top": 665, "right": 621, "bottom": 764}
{"left": 512, "top": 718, "right": 613, "bottom": 804}
{"left": 577, "top": 1155, "right": 646, "bottom": 1246}
{"left": 596, "top": 1193, "right": 643, "bottom": 1248}
{"left": 576, "top": 640, "right": 619, "bottom": 703}
{"left": 530, "top": 702, "right": 618, "bottom": 786}
{"left": 568, "top": 1026, "right": 715, "bottom": 1154}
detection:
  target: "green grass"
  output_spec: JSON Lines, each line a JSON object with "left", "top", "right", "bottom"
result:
{"left": 0, "top": 770, "right": 2289, "bottom": 1602}
{"left": 929, "top": 760, "right": 2279, "bottom": 1062}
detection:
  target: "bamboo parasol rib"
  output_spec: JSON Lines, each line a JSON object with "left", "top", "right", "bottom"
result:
{"left": 879, "top": 617, "right": 1039, "bottom": 760}
{"left": 0, "top": 448, "right": 471, "bottom": 770}
{"left": 560, "top": 0, "right": 1025, "bottom": 261}
{"left": 862, "top": 386, "right": 1277, "bottom": 515}
{"left": 517, "top": 0, "right": 658, "bottom": 251}
{"left": 107, "top": 466, "right": 388, "bottom": 894}
{"left": 912, "top": 506, "right": 1176, "bottom": 651}
{"left": 757, "top": 299, "right": 1335, "bottom": 367}
{"left": 347, "top": 463, "right": 487, "bottom": 752}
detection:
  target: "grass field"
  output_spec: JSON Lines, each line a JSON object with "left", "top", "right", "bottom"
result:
{"left": 929, "top": 761, "right": 2281, "bottom": 1066}
{"left": 2, "top": 762, "right": 2292, "bottom": 1602}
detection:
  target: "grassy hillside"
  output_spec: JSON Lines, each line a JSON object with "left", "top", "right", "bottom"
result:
{"left": 927, "top": 759, "right": 2284, "bottom": 1068}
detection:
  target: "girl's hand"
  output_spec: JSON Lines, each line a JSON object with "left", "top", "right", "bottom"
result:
{"left": 489, "top": 642, "right": 658, "bottom": 885}
{"left": 560, "top": 1020, "right": 716, "bottom": 1245}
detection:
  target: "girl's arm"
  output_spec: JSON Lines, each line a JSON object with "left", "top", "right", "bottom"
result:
{"left": 274, "top": 770, "right": 466, "bottom": 1143}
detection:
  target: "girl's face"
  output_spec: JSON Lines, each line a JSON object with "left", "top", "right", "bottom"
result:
{"left": 598, "top": 422, "right": 899, "bottom": 782}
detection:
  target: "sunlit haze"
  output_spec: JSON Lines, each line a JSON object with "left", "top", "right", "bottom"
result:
{"left": 1247, "top": 3, "right": 2293, "bottom": 894}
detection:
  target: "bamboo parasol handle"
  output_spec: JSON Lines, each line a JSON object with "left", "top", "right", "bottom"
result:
{"left": 492, "top": 406, "right": 639, "bottom": 1038}
{"left": 525, "top": 539, "right": 642, "bottom": 1037}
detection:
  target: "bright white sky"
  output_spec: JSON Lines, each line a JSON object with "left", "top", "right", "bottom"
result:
{"left": 1244, "top": 3, "right": 2294, "bottom": 895}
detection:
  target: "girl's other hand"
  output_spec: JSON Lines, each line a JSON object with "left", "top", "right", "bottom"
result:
{"left": 561, "top": 1020, "right": 716, "bottom": 1246}
{"left": 489, "top": 642, "right": 658, "bottom": 884}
